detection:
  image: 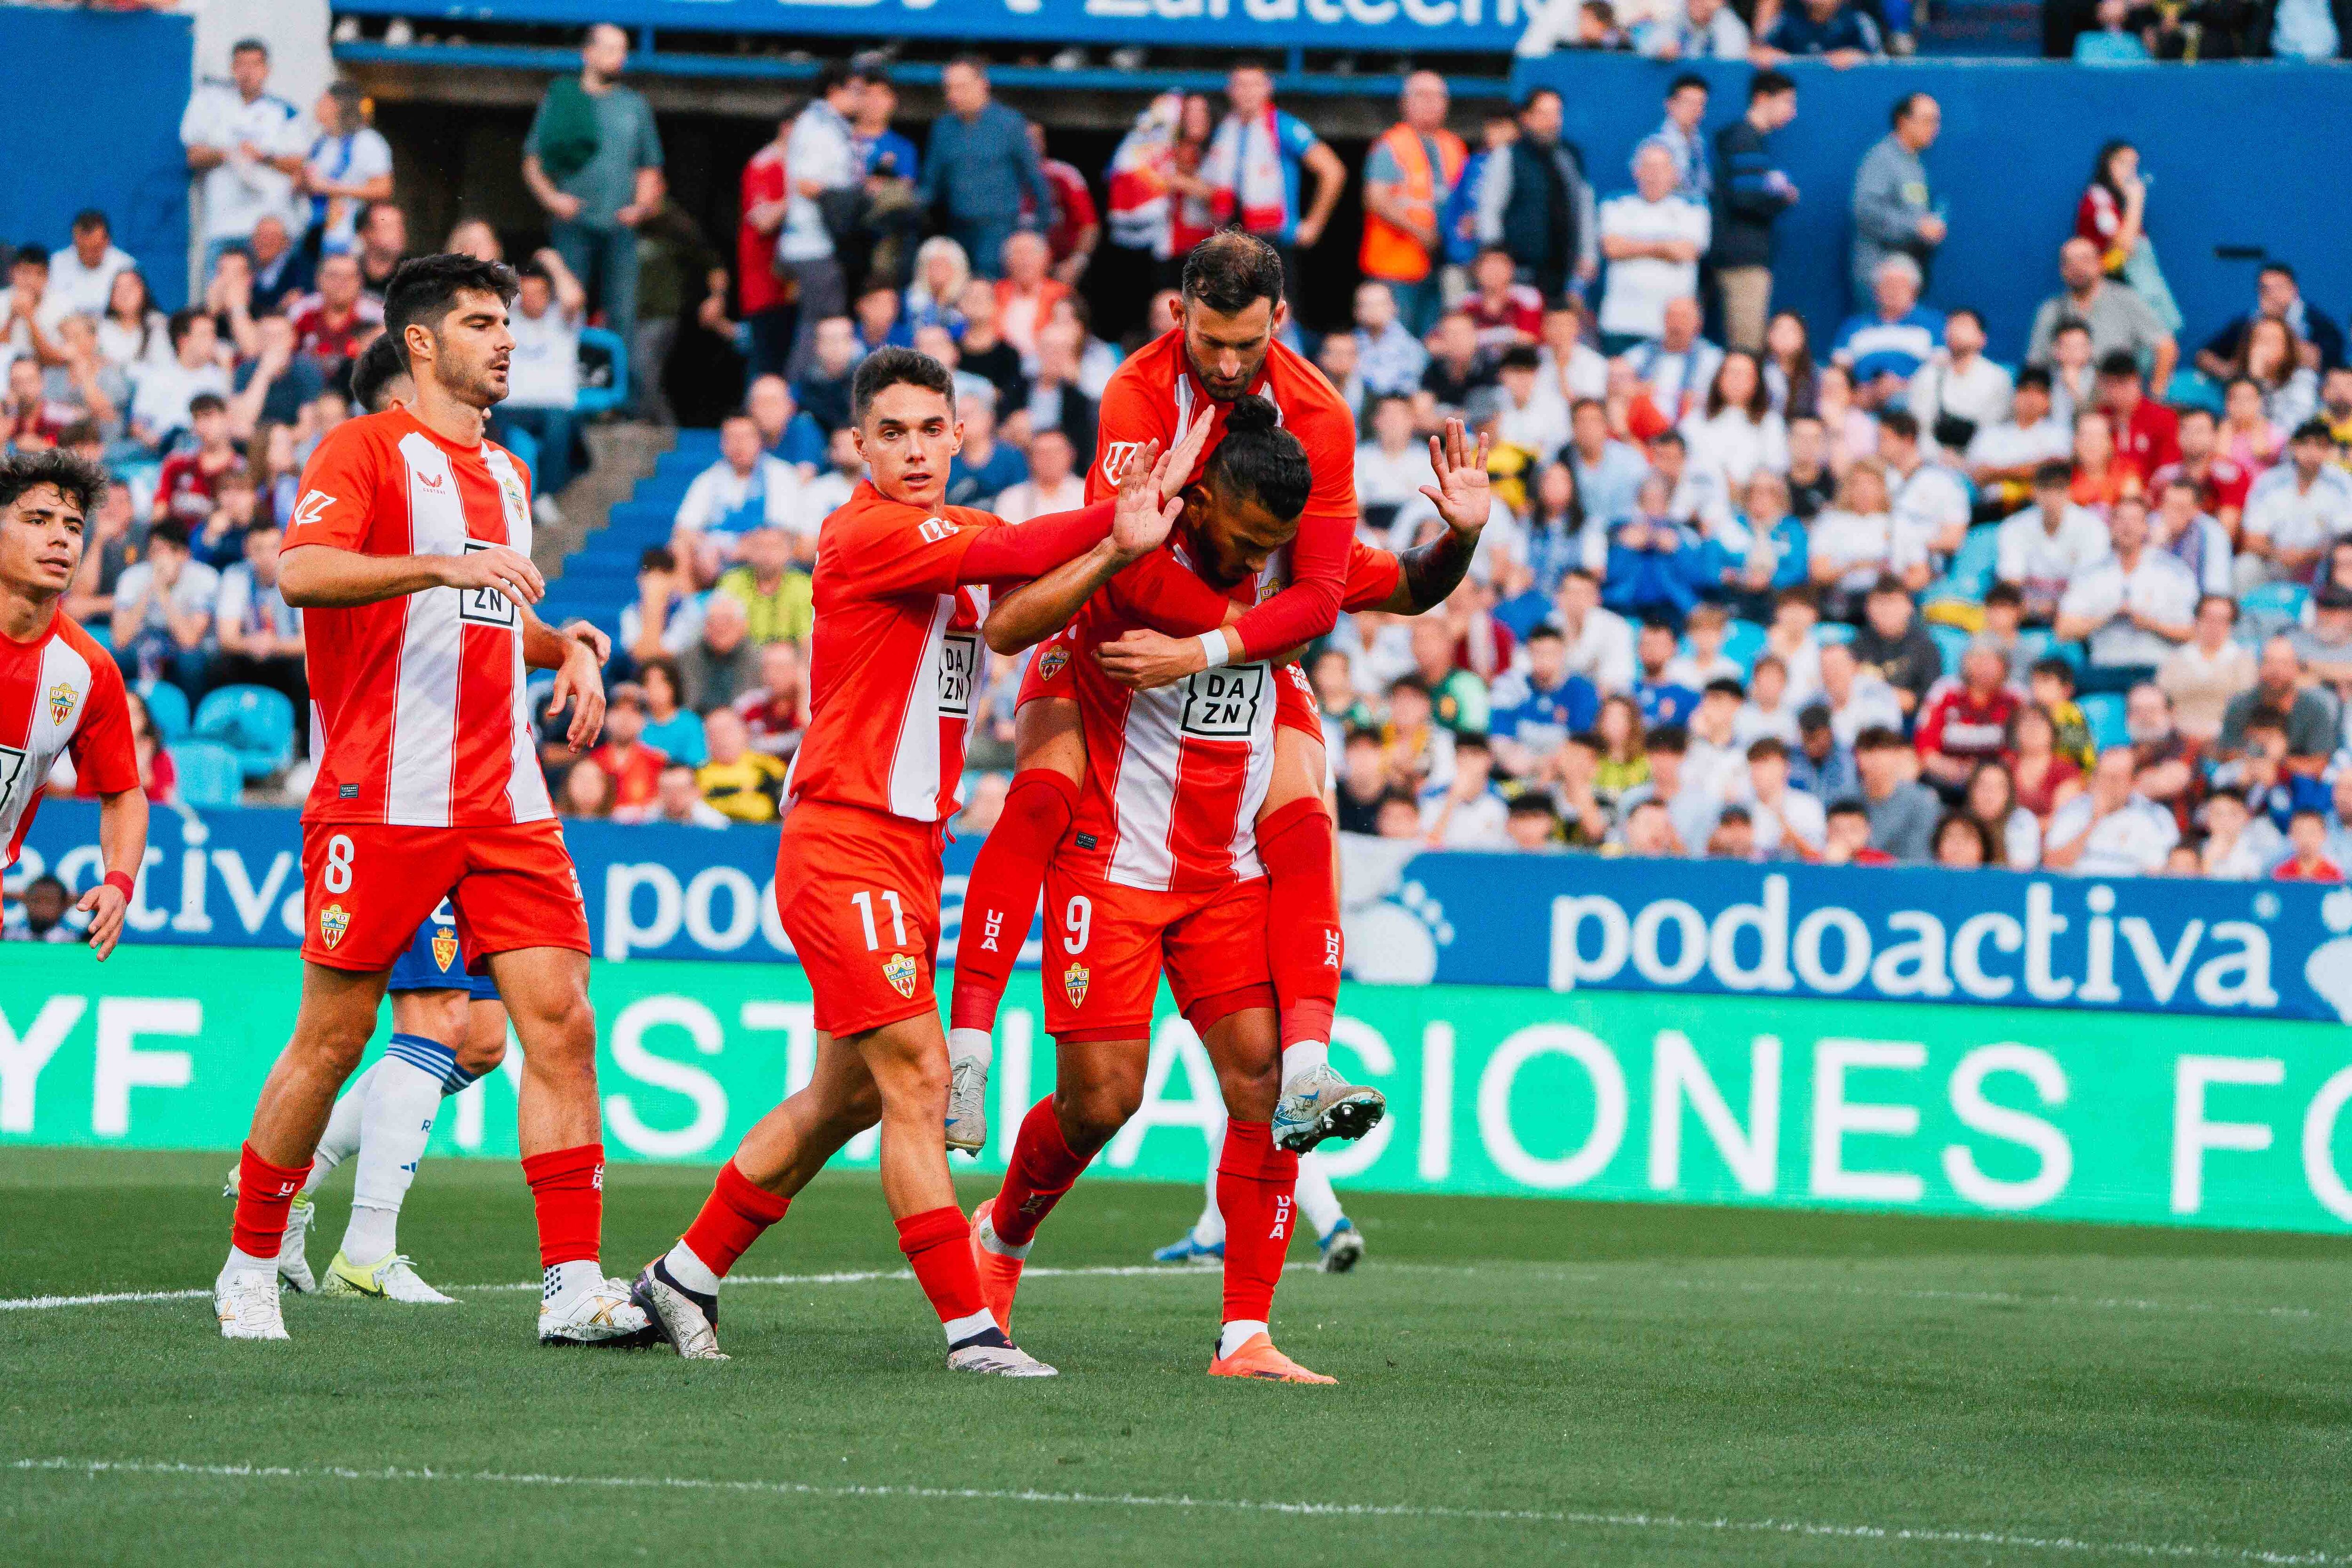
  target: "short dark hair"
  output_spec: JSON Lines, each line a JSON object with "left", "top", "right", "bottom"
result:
{"left": 188, "top": 392, "right": 228, "bottom": 418}
{"left": 638, "top": 545, "right": 678, "bottom": 573}
{"left": 1891, "top": 90, "right": 1933, "bottom": 128}
{"left": 1499, "top": 343, "right": 1541, "bottom": 374}
{"left": 2014, "top": 366, "right": 2053, "bottom": 394}
{"left": 2033, "top": 459, "right": 2074, "bottom": 490}
{"left": 1645, "top": 723, "right": 1689, "bottom": 755}
{"left": 1646, "top": 428, "right": 1686, "bottom": 452}
{"left": 1984, "top": 581, "right": 2024, "bottom": 610}
{"left": 1526, "top": 624, "right": 1564, "bottom": 646}
{"left": 1946, "top": 307, "right": 1982, "bottom": 331}
{"left": 165, "top": 307, "right": 207, "bottom": 350}
{"left": 1828, "top": 798, "right": 1872, "bottom": 822}
{"left": 1855, "top": 724, "right": 1906, "bottom": 752}
{"left": 2030, "top": 654, "right": 2076, "bottom": 686}
{"left": 2259, "top": 260, "right": 2296, "bottom": 284}
{"left": 1181, "top": 230, "right": 1285, "bottom": 316}
{"left": 813, "top": 59, "right": 856, "bottom": 96}
{"left": 383, "top": 253, "right": 519, "bottom": 367}
{"left": 1747, "top": 736, "right": 1789, "bottom": 762}
{"left": 230, "top": 36, "right": 268, "bottom": 57}
{"left": 1455, "top": 730, "right": 1493, "bottom": 754}
{"left": 1876, "top": 408, "right": 1920, "bottom": 442}
{"left": 2097, "top": 349, "right": 2142, "bottom": 381}
{"left": 1519, "top": 86, "right": 1562, "bottom": 113}
{"left": 1704, "top": 677, "right": 1746, "bottom": 699}
{"left": 1749, "top": 69, "right": 1795, "bottom": 101}
{"left": 0, "top": 449, "right": 105, "bottom": 517}
{"left": 2196, "top": 591, "right": 2238, "bottom": 621}
{"left": 2292, "top": 417, "right": 2335, "bottom": 445}
{"left": 1667, "top": 71, "right": 1708, "bottom": 98}
{"left": 1507, "top": 793, "right": 1557, "bottom": 818}
{"left": 852, "top": 346, "right": 956, "bottom": 425}
{"left": 147, "top": 518, "right": 192, "bottom": 552}
{"left": 71, "top": 208, "right": 107, "bottom": 235}
{"left": 1203, "top": 394, "right": 1312, "bottom": 523}
{"left": 2244, "top": 705, "right": 2290, "bottom": 737}
{"left": 350, "top": 333, "right": 410, "bottom": 413}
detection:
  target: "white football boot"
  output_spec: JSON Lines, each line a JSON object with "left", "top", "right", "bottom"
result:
{"left": 945, "top": 1044, "right": 990, "bottom": 1154}
{"left": 222, "top": 1167, "right": 317, "bottom": 1294}
{"left": 1272, "top": 1063, "right": 1388, "bottom": 1153}
{"left": 538, "top": 1274, "right": 652, "bottom": 1346}
{"left": 946, "top": 1338, "right": 1059, "bottom": 1377}
{"left": 214, "top": 1267, "right": 289, "bottom": 1341}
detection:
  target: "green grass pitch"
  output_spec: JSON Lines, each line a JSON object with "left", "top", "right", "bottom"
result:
{"left": 4, "top": 1147, "right": 2351, "bottom": 1566}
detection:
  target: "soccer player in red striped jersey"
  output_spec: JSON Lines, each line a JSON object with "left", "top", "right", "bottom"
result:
{"left": 0, "top": 451, "right": 147, "bottom": 960}
{"left": 628, "top": 348, "right": 1205, "bottom": 1372}
{"left": 959, "top": 411, "right": 1492, "bottom": 1380}
{"left": 215, "top": 255, "right": 639, "bottom": 1345}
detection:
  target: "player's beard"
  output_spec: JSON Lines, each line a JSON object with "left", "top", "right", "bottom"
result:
{"left": 1184, "top": 342, "right": 1265, "bottom": 404}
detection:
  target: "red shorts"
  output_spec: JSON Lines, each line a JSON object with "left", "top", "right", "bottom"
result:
{"left": 776, "top": 797, "right": 945, "bottom": 1037}
{"left": 1040, "top": 863, "right": 1274, "bottom": 1042}
{"left": 300, "top": 818, "right": 590, "bottom": 973}
{"left": 1018, "top": 630, "right": 1324, "bottom": 743}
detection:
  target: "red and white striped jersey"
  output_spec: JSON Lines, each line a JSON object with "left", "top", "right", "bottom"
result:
{"left": 1062, "top": 539, "right": 1301, "bottom": 893}
{"left": 283, "top": 407, "right": 550, "bottom": 828}
{"left": 0, "top": 611, "right": 138, "bottom": 868}
{"left": 784, "top": 481, "right": 1000, "bottom": 824}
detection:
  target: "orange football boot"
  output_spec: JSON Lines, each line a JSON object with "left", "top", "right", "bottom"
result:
{"left": 968, "top": 1198, "right": 1025, "bottom": 1335}
{"left": 1207, "top": 1331, "right": 1336, "bottom": 1383}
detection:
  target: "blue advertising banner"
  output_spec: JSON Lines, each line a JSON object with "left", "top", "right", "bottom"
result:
{"left": 15, "top": 803, "right": 2352, "bottom": 1026}
{"left": 331, "top": 0, "right": 1527, "bottom": 51}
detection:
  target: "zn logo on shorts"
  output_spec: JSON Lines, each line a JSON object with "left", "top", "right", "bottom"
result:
{"left": 457, "top": 539, "right": 519, "bottom": 630}
{"left": 1178, "top": 664, "right": 1267, "bottom": 740}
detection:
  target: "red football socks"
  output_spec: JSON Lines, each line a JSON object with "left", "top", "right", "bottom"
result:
{"left": 1216, "top": 1120, "right": 1299, "bottom": 1327}
{"left": 897, "top": 1205, "right": 986, "bottom": 1325}
{"left": 1259, "top": 798, "right": 1341, "bottom": 1052}
{"left": 989, "top": 1096, "right": 1091, "bottom": 1248}
{"left": 520, "top": 1143, "right": 605, "bottom": 1270}
{"left": 230, "top": 1142, "right": 310, "bottom": 1258}
{"left": 951, "top": 770, "right": 1078, "bottom": 1033}
{"left": 679, "top": 1160, "right": 791, "bottom": 1280}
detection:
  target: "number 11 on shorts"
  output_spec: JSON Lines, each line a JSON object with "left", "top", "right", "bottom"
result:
{"left": 850, "top": 889, "right": 908, "bottom": 949}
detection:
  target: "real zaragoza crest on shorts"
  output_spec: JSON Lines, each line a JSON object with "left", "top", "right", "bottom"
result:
{"left": 431, "top": 926, "right": 459, "bottom": 971}
{"left": 46, "top": 681, "right": 76, "bottom": 726}
{"left": 882, "top": 951, "right": 919, "bottom": 999}
{"left": 319, "top": 902, "right": 351, "bottom": 950}
{"left": 1063, "top": 961, "right": 1090, "bottom": 1007}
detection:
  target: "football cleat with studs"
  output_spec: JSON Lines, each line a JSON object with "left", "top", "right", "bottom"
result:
{"left": 214, "top": 1268, "right": 289, "bottom": 1341}
{"left": 317, "top": 1250, "right": 457, "bottom": 1304}
{"left": 1272, "top": 1063, "right": 1387, "bottom": 1153}
{"left": 946, "top": 1055, "right": 990, "bottom": 1155}
{"left": 537, "top": 1276, "right": 652, "bottom": 1346}
{"left": 1208, "top": 1331, "right": 1335, "bottom": 1384}
{"left": 631, "top": 1258, "right": 728, "bottom": 1361}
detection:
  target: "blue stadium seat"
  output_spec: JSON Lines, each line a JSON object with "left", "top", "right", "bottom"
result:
{"left": 2080, "top": 692, "right": 2130, "bottom": 751}
{"left": 2240, "top": 580, "right": 2309, "bottom": 633}
{"left": 2167, "top": 369, "right": 2227, "bottom": 417}
{"left": 574, "top": 327, "right": 630, "bottom": 416}
{"left": 500, "top": 423, "right": 540, "bottom": 477}
{"left": 1925, "top": 525, "right": 2001, "bottom": 605}
{"left": 1721, "top": 618, "right": 1767, "bottom": 673}
{"left": 192, "top": 685, "right": 296, "bottom": 780}
{"left": 170, "top": 740, "right": 244, "bottom": 809}
{"left": 1929, "top": 622, "right": 1973, "bottom": 679}
{"left": 1817, "top": 621, "right": 1855, "bottom": 646}
{"left": 138, "top": 679, "right": 190, "bottom": 741}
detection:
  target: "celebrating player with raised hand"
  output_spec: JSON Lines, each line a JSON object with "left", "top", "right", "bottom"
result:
{"left": 629, "top": 347, "right": 1203, "bottom": 1373}
{"left": 214, "top": 254, "right": 638, "bottom": 1345}
{"left": 0, "top": 450, "right": 147, "bottom": 960}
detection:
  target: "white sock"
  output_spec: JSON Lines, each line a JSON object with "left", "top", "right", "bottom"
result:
{"left": 1193, "top": 1119, "right": 1226, "bottom": 1246}
{"left": 975, "top": 1210, "right": 1031, "bottom": 1260}
{"left": 1295, "top": 1152, "right": 1345, "bottom": 1239}
{"left": 222, "top": 1245, "right": 278, "bottom": 1280}
{"left": 310, "top": 1062, "right": 375, "bottom": 1185}
{"left": 345, "top": 1047, "right": 447, "bottom": 1255}
{"left": 1217, "top": 1318, "right": 1268, "bottom": 1359}
{"left": 342, "top": 1205, "right": 399, "bottom": 1267}
{"left": 1281, "top": 1040, "right": 1328, "bottom": 1079}
{"left": 543, "top": 1258, "right": 603, "bottom": 1307}
{"left": 663, "top": 1239, "right": 722, "bottom": 1296}
{"left": 947, "top": 1027, "right": 993, "bottom": 1068}
{"left": 943, "top": 1307, "right": 1000, "bottom": 1346}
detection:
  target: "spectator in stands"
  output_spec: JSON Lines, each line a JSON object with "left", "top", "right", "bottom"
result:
{"left": 1352, "top": 284, "right": 1427, "bottom": 402}
{"left": 1643, "top": 0, "right": 1754, "bottom": 54}
{"left": 1626, "top": 297, "right": 1725, "bottom": 431}
{"left": 1848, "top": 94, "right": 1942, "bottom": 304}
{"left": 2125, "top": 680, "right": 2201, "bottom": 825}
{"left": 522, "top": 24, "right": 664, "bottom": 396}
{"left": 1680, "top": 350, "right": 1785, "bottom": 488}
{"left": 1757, "top": 587, "right": 1824, "bottom": 709}
{"left": 1537, "top": 303, "right": 1609, "bottom": 408}
{"left": 1833, "top": 256, "right": 1941, "bottom": 410}
{"left": 2218, "top": 636, "right": 2334, "bottom": 772}
{"left": 2223, "top": 708, "right": 2331, "bottom": 833}
{"left": 1960, "top": 759, "right": 2038, "bottom": 868}
{"left": 1551, "top": 568, "right": 1637, "bottom": 694}
{"left": 2240, "top": 419, "right": 2352, "bottom": 588}
{"left": 2288, "top": 584, "right": 2352, "bottom": 711}
{"left": 1917, "top": 638, "right": 2021, "bottom": 796}
{"left": 1023, "top": 320, "right": 1096, "bottom": 459}
{"left": 2155, "top": 466, "right": 2241, "bottom": 610}
{"left": 2324, "top": 773, "right": 2352, "bottom": 869}
{"left": 1760, "top": 0, "right": 1889, "bottom": 59}
{"left": 1850, "top": 725, "right": 1935, "bottom": 860}
{"left": 734, "top": 640, "right": 808, "bottom": 759}
{"left": 1479, "top": 88, "right": 1597, "bottom": 305}
{"left": 1964, "top": 366, "right": 2068, "bottom": 516}
{"left": 98, "top": 270, "right": 168, "bottom": 376}
{"left": 224, "top": 314, "right": 318, "bottom": 441}
{"left": 180, "top": 38, "right": 305, "bottom": 280}
{"left": 1808, "top": 456, "right": 1902, "bottom": 620}
{"left": 1604, "top": 477, "right": 1699, "bottom": 623}
{"left": 939, "top": 393, "right": 1022, "bottom": 509}
{"left": 1734, "top": 737, "right": 1821, "bottom": 858}
{"left": 993, "top": 233, "right": 1067, "bottom": 371}
{"left": 110, "top": 519, "right": 216, "bottom": 692}
{"left": 1596, "top": 143, "right": 1708, "bottom": 351}
{"left": 772, "top": 61, "right": 864, "bottom": 383}
{"left": 1790, "top": 701, "right": 1858, "bottom": 798}
{"left": 1615, "top": 724, "right": 1717, "bottom": 852}
{"left": 1645, "top": 75, "right": 1712, "bottom": 206}
{"left": 1018, "top": 121, "right": 1097, "bottom": 290}
{"left": 737, "top": 108, "right": 796, "bottom": 382}
{"left": 1818, "top": 638, "right": 1904, "bottom": 746}
{"left": 557, "top": 757, "right": 613, "bottom": 819}
{"left": 1995, "top": 460, "right": 2109, "bottom": 624}
{"left": 790, "top": 317, "right": 863, "bottom": 438}
{"left": 742, "top": 373, "right": 825, "bottom": 471}
{"left": 302, "top": 81, "right": 395, "bottom": 262}
{"left": 1709, "top": 71, "right": 1798, "bottom": 354}
{"left": 716, "top": 523, "right": 815, "bottom": 647}
{"left": 1417, "top": 732, "right": 1510, "bottom": 848}
{"left": 1359, "top": 72, "right": 1465, "bottom": 339}
{"left": 189, "top": 463, "right": 260, "bottom": 572}
{"left": 354, "top": 203, "right": 411, "bottom": 296}
{"left": 1626, "top": 617, "right": 1697, "bottom": 725}
{"left": 994, "top": 427, "right": 1085, "bottom": 525}
{"left": 2092, "top": 351, "right": 2178, "bottom": 488}
{"left": 2197, "top": 262, "right": 2344, "bottom": 383}
{"left": 902, "top": 238, "right": 972, "bottom": 342}
{"left": 850, "top": 283, "right": 912, "bottom": 358}
{"left": 801, "top": 422, "right": 866, "bottom": 521}
{"left": 2273, "top": 807, "right": 2344, "bottom": 882}
{"left": 1565, "top": 395, "right": 1645, "bottom": 528}
{"left": 152, "top": 394, "right": 237, "bottom": 529}
{"left": 2042, "top": 745, "right": 2177, "bottom": 873}
{"left": 2074, "top": 140, "right": 2180, "bottom": 334}
{"left": 1783, "top": 415, "right": 1834, "bottom": 519}
{"left": 2028, "top": 236, "right": 2177, "bottom": 396}
{"left": 949, "top": 281, "right": 1026, "bottom": 413}
{"left": 689, "top": 706, "right": 783, "bottom": 824}
{"left": 1490, "top": 623, "right": 1600, "bottom": 778}
{"left": 48, "top": 211, "right": 135, "bottom": 322}
{"left": 212, "top": 516, "right": 304, "bottom": 714}
{"left": 673, "top": 413, "right": 807, "bottom": 586}
{"left": 0, "top": 247, "right": 61, "bottom": 377}
{"left": 680, "top": 590, "right": 758, "bottom": 713}
{"left": 2054, "top": 494, "right": 2198, "bottom": 690}
{"left": 1355, "top": 394, "right": 1427, "bottom": 520}
{"left": 1907, "top": 308, "right": 2010, "bottom": 459}
{"left": 287, "top": 253, "right": 381, "bottom": 380}
{"left": 1203, "top": 63, "right": 1344, "bottom": 297}
{"left": 636, "top": 657, "right": 706, "bottom": 767}
{"left": 585, "top": 683, "right": 668, "bottom": 818}
{"left": 2158, "top": 594, "right": 2255, "bottom": 745}
{"left": 1464, "top": 247, "right": 1547, "bottom": 363}
{"left": 1417, "top": 311, "right": 1491, "bottom": 428}
{"left": 1735, "top": 651, "right": 1804, "bottom": 744}
{"left": 644, "top": 762, "right": 727, "bottom": 828}
{"left": 919, "top": 57, "right": 1052, "bottom": 281}
{"left": 1851, "top": 575, "right": 1942, "bottom": 716}
{"left": 492, "top": 250, "right": 587, "bottom": 524}
{"left": 127, "top": 310, "right": 229, "bottom": 453}
{"left": 4, "top": 875, "right": 78, "bottom": 944}
{"left": 1877, "top": 409, "right": 1968, "bottom": 567}
{"left": 64, "top": 478, "right": 138, "bottom": 628}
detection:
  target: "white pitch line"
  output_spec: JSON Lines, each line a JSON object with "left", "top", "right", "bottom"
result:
{"left": 8, "top": 1457, "right": 2347, "bottom": 1564}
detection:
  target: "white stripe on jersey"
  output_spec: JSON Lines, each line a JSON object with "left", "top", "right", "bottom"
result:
{"left": 386, "top": 432, "right": 467, "bottom": 826}
{"left": 883, "top": 585, "right": 989, "bottom": 820}
{"left": 1106, "top": 685, "right": 1179, "bottom": 890}
{"left": 0, "top": 636, "right": 93, "bottom": 851}
{"left": 1101, "top": 661, "right": 1276, "bottom": 893}
{"left": 483, "top": 446, "right": 553, "bottom": 824}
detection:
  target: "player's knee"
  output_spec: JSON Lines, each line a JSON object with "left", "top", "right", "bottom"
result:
{"left": 818, "top": 1078, "right": 883, "bottom": 1139}
{"left": 455, "top": 1010, "right": 508, "bottom": 1076}
{"left": 1057, "top": 1078, "right": 1140, "bottom": 1149}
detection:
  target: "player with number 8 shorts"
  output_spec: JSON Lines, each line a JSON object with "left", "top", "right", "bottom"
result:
{"left": 214, "top": 254, "right": 641, "bottom": 1347}
{"left": 627, "top": 346, "right": 1208, "bottom": 1372}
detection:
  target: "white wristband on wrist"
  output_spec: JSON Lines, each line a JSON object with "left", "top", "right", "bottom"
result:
{"left": 1196, "top": 631, "right": 1231, "bottom": 670}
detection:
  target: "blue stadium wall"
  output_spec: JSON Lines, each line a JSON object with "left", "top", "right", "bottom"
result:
{"left": 0, "top": 8, "right": 192, "bottom": 309}
{"left": 1513, "top": 55, "right": 2352, "bottom": 358}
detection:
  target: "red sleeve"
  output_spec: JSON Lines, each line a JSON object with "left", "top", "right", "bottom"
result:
{"left": 1914, "top": 691, "right": 1947, "bottom": 756}
{"left": 958, "top": 501, "right": 1115, "bottom": 584}
{"left": 68, "top": 656, "right": 142, "bottom": 797}
{"left": 283, "top": 418, "right": 383, "bottom": 553}
{"left": 1341, "top": 541, "right": 1403, "bottom": 613}
{"left": 1221, "top": 394, "right": 1355, "bottom": 660}
{"left": 825, "top": 502, "right": 989, "bottom": 599}
{"left": 1067, "top": 173, "right": 1099, "bottom": 229}
{"left": 1085, "top": 371, "right": 1174, "bottom": 505}
{"left": 1103, "top": 547, "right": 1235, "bottom": 637}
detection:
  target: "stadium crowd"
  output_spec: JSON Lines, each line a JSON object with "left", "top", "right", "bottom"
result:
{"left": 8, "top": 28, "right": 2352, "bottom": 886}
